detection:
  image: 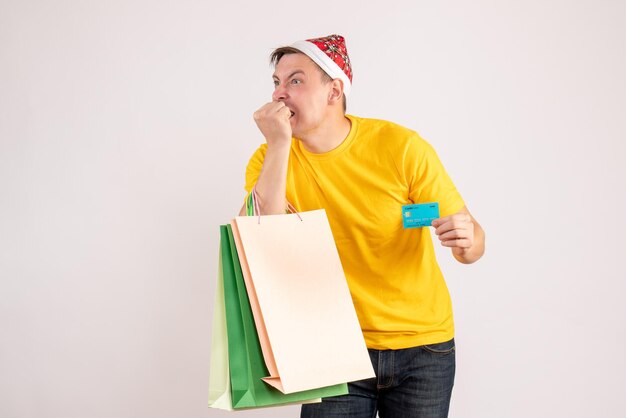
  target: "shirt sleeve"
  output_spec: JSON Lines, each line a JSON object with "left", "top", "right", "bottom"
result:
{"left": 244, "top": 144, "right": 268, "bottom": 193}
{"left": 406, "top": 133, "right": 465, "bottom": 218}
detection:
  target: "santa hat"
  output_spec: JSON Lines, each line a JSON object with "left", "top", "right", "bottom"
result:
{"left": 290, "top": 34, "right": 353, "bottom": 96}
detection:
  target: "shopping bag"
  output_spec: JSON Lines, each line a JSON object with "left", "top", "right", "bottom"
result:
{"left": 231, "top": 209, "right": 376, "bottom": 394}
{"left": 220, "top": 224, "right": 348, "bottom": 409}
{"left": 207, "top": 246, "right": 233, "bottom": 410}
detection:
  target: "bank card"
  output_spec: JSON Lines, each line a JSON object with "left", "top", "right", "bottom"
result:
{"left": 402, "top": 202, "right": 440, "bottom": 228}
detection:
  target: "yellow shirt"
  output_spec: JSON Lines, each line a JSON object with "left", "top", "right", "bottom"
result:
{"left": 244, "top": 115, "right": 465, "bottom": 349}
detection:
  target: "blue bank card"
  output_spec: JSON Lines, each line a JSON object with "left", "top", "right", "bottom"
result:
{"left": 402, "top": 202, "right": 440, "bottom": 228}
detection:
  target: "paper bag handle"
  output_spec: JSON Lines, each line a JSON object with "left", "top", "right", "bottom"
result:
{"left": 248, "top": 187, "right": 302, "bottom": 223}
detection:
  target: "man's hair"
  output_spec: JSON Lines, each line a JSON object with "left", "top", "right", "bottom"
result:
{"left": 270, "top": 46, "right": 347, "bottom": 113}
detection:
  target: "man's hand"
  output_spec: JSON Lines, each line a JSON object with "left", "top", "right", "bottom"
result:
{"left": 253, "top": 101, "right": 293, "bottom": 147}
{"left": 431, "top": 207, "right": 485, "bottom": 264}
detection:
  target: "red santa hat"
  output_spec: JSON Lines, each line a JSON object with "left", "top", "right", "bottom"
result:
{"left": 290, "top": 34, "right": 353, "bottom": 96}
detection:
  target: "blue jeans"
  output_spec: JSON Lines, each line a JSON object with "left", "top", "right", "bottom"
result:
{"left": 301, "top": 339, "right": 455, "bottom": 418}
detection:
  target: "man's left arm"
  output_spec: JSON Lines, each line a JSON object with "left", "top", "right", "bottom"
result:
{"left": 431, "top": 206, "right": 485, "bottom": 264}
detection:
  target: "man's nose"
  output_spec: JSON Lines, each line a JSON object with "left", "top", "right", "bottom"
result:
{"left": 272, "top": 85, "right": 287, "bottom": 101}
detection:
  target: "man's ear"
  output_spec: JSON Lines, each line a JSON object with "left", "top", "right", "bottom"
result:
{"left": 328, "top": 79, "right": 344, "bottom": 104}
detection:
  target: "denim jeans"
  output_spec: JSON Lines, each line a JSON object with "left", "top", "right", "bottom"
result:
{"left": 301, "top": 339, "right": 455, "bottom": 418}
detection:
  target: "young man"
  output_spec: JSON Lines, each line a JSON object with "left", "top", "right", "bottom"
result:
{"left": 239, "top": 34, "right": 485, "bottom": 418}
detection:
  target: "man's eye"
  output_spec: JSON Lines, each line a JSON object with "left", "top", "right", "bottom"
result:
{"left": 273, "top": 80, "right": 279, "bottom": 87}
{"left": 291, "top": 79, "right": 301, "bottom": 85}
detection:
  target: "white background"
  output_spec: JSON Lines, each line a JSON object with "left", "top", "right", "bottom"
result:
{"left": 1, "top": 0, "right": 625, "bottom": 417}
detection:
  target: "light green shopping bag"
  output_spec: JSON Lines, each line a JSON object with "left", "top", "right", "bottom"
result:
{"left": 207, "top": 246, "right": 233, "bottom": 410}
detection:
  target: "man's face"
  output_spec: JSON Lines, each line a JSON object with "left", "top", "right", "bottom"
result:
{"left": 272, "top": 53, "right": 333, "bottom": 138}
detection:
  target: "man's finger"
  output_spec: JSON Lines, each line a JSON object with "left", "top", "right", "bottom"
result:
{"left": 441, "top": 238, "right": 473, "bottom": 248}
{"left": 433, "top": 216, "right": 472, "bottom": 235}
{"left": 433, "top": 220, "right": 461, "bottom": 235}
{"left": 431, "top": 216, "right": 449, "bottom": 228}
{"left": 437, "top": 229, "right": 469, "bottom": 241}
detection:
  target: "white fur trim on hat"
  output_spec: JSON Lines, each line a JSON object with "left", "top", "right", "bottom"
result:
{"left": 290, "top": 40, "right": 352, "bottom": 96}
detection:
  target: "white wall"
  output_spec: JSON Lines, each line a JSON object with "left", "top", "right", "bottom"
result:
{"left": 1, "top": 0, "right": 625, "bottom": 417}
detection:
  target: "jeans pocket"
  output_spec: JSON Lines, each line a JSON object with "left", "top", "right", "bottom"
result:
{"left": 421, "top": 338, "right": 455, "bottom": 355}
